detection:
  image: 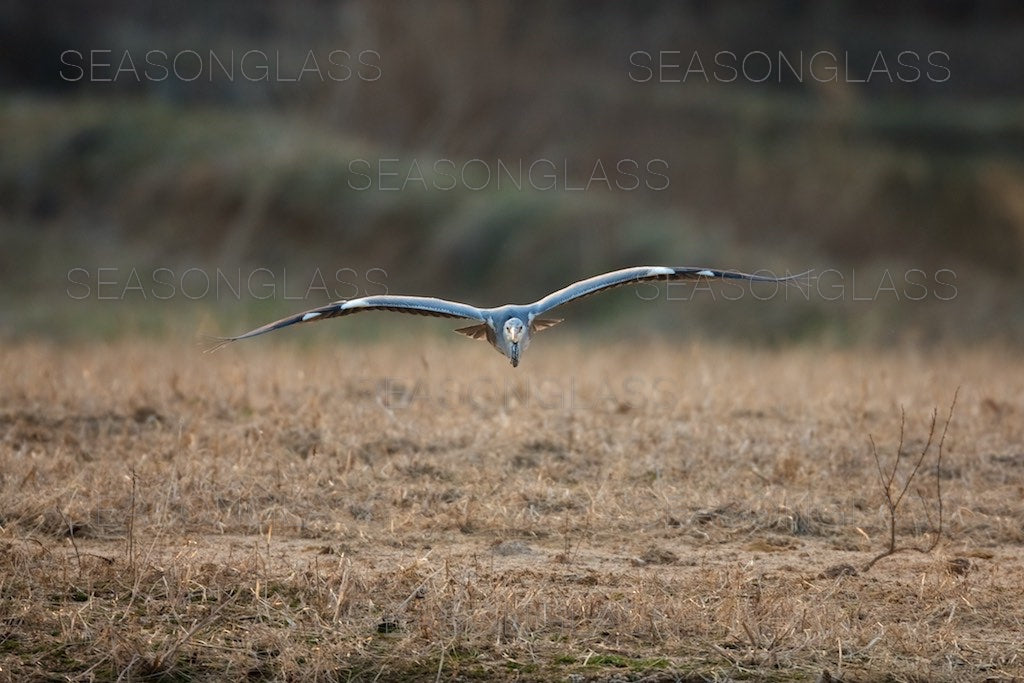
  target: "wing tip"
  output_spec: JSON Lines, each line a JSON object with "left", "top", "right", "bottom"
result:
{"left": 197, "top": 334, "right": 235, "bottom": 354}
{"left": 699, "top": 267, "right": 816, "bottom": 283}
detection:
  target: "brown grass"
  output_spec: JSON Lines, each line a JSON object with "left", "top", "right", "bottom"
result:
{"left": 1, "top": 339, "right": 1023, "bottom": 681}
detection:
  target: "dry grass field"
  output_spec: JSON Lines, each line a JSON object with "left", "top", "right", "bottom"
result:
{"left": 1, "top": 338, "right": 1022, "bottom": 681}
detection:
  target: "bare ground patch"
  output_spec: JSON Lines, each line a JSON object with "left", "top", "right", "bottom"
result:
{"left": 1, "top": 340, "right": 1023, "bottom": 680}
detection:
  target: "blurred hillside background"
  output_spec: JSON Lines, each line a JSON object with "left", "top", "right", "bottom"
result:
{"left": 2, "top": 0, "right": 1023, "bottom": 344}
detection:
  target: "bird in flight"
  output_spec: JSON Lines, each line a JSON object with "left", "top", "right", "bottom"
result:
{"left": 204, "top": 266, "right": 807, "bottom": 367}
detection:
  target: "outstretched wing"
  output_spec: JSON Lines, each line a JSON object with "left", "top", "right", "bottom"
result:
{"left": 203, "top": 295, "right": 485, "bottom": 352}
{"left": 531, "top": 266, "right": 810, "bottom": 315}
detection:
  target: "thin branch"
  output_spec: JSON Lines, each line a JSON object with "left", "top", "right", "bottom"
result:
{"left": 861, "top": 390, "right": 958, "bottom": 573}
{"left": 885, "top": 409, "right": 907, "bottom": 494}
{"left": 56, "top": 507, "right": 83, "bottom": 575}
{"left": 126, "top": 467, "right": 137, "bottom": 574}
{"left": 925, "top": 386, "right": 958, "bottom": 553}
{"left": 869, "top": 435, "right": 888, "bottom": 503}
{"left": 892, "top": 409, "right": 936, "bottom": 511}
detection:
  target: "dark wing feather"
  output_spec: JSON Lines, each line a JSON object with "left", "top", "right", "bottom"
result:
{"left": 532, "top": 266, "right": 811, "bottom": 315}
{"left": 203, "top": 295, "right": 484, "bottom": 352}
{"left": 454, "top": 323, "right": 496, "bottom": 344}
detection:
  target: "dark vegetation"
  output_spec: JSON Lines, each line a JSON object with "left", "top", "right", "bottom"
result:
{"left": 1, "top": 1, "right": 1023, "bottom": 342}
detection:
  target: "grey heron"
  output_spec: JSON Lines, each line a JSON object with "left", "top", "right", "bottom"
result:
{"left": 204, "top": 266, "right": 807, "bottom": 367}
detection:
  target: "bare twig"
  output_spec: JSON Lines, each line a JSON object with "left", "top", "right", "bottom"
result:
{"left": 927, "top": 387, "right": 958, "bottom": 552}
{"left": 862, "top": 389, "right": 958, "bottom": 572}
{"left": 126, "top": 467, "right": 137, "bottom": 573}
{"left": 56, "top": 507, "right": 83, "bottom": 575}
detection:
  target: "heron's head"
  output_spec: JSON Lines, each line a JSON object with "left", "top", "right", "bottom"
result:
{"left": 503, "top": 318, "right": 525, "bottom": 344}
{"left": 503, "top": 317, "right": 526, "bottom": 367}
